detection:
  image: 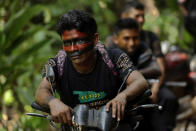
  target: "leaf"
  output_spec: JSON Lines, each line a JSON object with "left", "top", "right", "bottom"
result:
{"left": 0, "top": 38, "right": 54, "bottom": 74}
{"left": 0, "top": 31, "right": 6, "bottom": 50}
{"left": 9, "top": 0, "right": 21, "bottom": 15}
{"left": 43, "top": 8, "right": 51, "bottom": 23}
{"left": 3, "top": 5, "right": 46, "bottom": 49}
{"left": 11, "top": 39, "right": 55, "bottom": 68}
{"left": 3, "top": 25, "right": 45, "bottom": 55}
{"left": 16, "top": 87, "right": 33, "bottom": 105}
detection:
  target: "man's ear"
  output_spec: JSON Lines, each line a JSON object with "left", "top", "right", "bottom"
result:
{"left": 121, "top": 12, "right": 126, "bottom": 19}
{"left": 93, "top": 33, "right": 99, "bottom": 46}
{"left": 113, "top": 34, "right": 119, "bottom": 45}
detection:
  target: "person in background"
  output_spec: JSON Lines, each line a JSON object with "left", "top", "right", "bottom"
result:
{"left": 108, "top": 18, "right": 179, "bottom": 131}
{"left": 109, "top": 18, "right": 161, "bottom": 79}
{"left": 191, "top": 96, "right": 196, "bottom": 113}
{"left": 105, "top": 1, "right": 165, "bottom": 105}
{"left": 178, "top": 0, "right": 196, "bottom": 120}
{"left": 178, "top": 0, "right": 196, "bottom": 38}
{"left": 121, "top": 1, "right": 166, "bottom": 105}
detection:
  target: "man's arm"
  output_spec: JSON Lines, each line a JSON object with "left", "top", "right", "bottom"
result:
{"left": 35, "top": 78, "right": 72, "bottom": 125}
{"left": 35, "top": 78, "right": 55, "bottom": 106}
{"left": 156, "top": 57, "right": 165, "bottom": 86}
{"left": 106, "top": 70, "right": 148, "bottom": 121}
{"left": 122, "top": 70, "right": 148, "bottom": 101}
{"left": 148, "top": 31, "right": 165, "bottom": 102}
{"left": 178, "top": 0, "right": 188, "bottom": 16}
{"left": 191, "top": 96, "right": 196, "bottom": 113}
{"left": 139, "top": 57, "right": 164, "bottom": 103}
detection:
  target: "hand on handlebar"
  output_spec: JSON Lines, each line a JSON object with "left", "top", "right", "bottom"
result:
{"left": 48, "top": 98, "right": 73, "bottom": 126}
{"left": 149, "top": 83, "right": 159, "bottom": 103}
{"left": 106, "top": 93, "right": 127, "bottom": 122}
{"left": 191, "top": 96, "right": 196, "bottom": 113}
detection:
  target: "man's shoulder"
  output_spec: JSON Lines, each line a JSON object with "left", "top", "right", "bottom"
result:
{"left": 141, "top": 30, "right": 158, "bottom": 38}
{"left": 49, "top": 50, "right": 70, "bottom": 77}
{"left": 140, "top": 41, "right": 149, "bottom": 48}
{"left": 141, "top": 29, "right": 155, "bottom": 35}
{"left": 138, "top": 42, "right": 151, "bottom": 53}
{"left": 137, "top": 42, "right": 153, "bottom": 58}
{"left": 106, "top": 43, "right": 126, "bottom": 57}
{"left": 105, "top": 34, "right": 114, "bottom": 48}
{"left": 42, "top": 57, "right": 58, "bottom": 78}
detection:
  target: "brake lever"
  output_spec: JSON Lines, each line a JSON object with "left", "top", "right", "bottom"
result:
{"left": 26, "top": 113, "right": 52, "bottom": 120}
{"left": 26, "top": 113, "right": 59, "bottom": 129}
{"left": 127, "top": 104, "right": 162, "bottom": 114}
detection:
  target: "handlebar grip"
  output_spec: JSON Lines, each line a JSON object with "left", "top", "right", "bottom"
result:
{"left": 31, "top": 101, "right": 50, "bottom": 113}
{"left": 141, "top": 89, "right": 152, "bottom": 99}
{"left": 128, "top": 89, "right": 152, "bottom": 105}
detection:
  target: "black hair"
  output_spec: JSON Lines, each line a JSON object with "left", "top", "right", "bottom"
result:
{"left": 122, "top": 1, "right": 144, "bottom": 15}
{"left": 56, "top": 10, "right": 97, "bottom": 37}
{"left": 114, "top": 18, "right": 139, "bottom": 34}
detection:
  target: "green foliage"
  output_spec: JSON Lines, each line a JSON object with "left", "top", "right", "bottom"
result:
{"left": 3, "top": 89, "right": 14, "bottom": 106}
{"left": 3, "top": 5, "right": 45, "bottom": 48}
{"left": 0, "top": 128, "right": 7, "bottom": 131}
{"left": 143, "top": 7, "right": 194, "bottom": 51}
{"left": 20, "top": 114, "right": 48, "bottom": 130}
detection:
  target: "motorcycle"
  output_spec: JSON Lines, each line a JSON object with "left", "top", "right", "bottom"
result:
{"left": 163, "top": 45, "right": 196, "bottom": 131}
{"left": 164, "top": 45, "right": 196, "bottom": 102}
{"left": 26, "top": 66, "right": 162, "bottom": 131}
{"left": 27, "top": 90, "right": 161, "bottom": 131}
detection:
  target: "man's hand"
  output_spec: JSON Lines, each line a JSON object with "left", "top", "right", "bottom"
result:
{"left": 106, "top": 93, "right": 127, "bottom": 121}
{"left": 149, "top": 83, "right": 160, "bottom": 103}
{"left": 191, "top": 96, "right": 196, "bottom": 113}
{"left": 48, "top": 98, "right": 73, "bottom": 126}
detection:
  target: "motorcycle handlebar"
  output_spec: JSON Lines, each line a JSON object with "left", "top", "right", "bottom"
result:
{"left": 30, "top": 89, "right": 152, "bottom": 114}
{"left": 31, "top": 101, "right": 50, "bottom": 113}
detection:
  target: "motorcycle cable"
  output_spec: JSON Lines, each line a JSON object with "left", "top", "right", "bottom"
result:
{"left": 117, "top": 69, "right": 132, "bottom": 94}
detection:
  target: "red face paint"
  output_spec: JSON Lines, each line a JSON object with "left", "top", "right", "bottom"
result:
{"left": 61, "top": 29, "right": 94, "bottom": 55}
{"left": 63, "top": 42, "right": 91, "bottom": 52}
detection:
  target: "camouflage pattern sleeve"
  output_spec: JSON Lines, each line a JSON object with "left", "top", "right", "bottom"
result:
{"left": 42, "top": 58, "right": 58, "bottom": 78}
{"left": 107, "top": 48, "right": 136, "bottom": 80}
{"left": 116, "top": 53, "right": 136, "bottom": 79}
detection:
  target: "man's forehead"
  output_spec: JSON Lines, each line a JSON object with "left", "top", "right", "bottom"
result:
{"left": 119, "top": 29, "right": 139, "bottom": 36}
{"left": 61, "top": 29, "right": 88, "bottom": 40}
{"left": 127, "top": 8, "right": 144, "bottom": 17}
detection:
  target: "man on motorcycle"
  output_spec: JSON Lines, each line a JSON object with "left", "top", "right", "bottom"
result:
{"left": 108, "top": 18, "right": 179, "bottom": 131}
{"left": 35, "top": 10, "right": 148, "bottom": 130}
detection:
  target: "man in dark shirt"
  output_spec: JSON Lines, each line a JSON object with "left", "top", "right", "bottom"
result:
{"left": 105, "top": 1, "right": 165, "bottom": 103}
{"left": 120, "top": 1, "right": 165, "bottom": 104}
{"left": 108, "top": 18, "right": 179, "bottom": 131}
{"left": 110, "top": 25, "right": 161, "bottom": 78}
{"left": 178, "top": 0, "right": 196, "bottom": 53}
{"left": 178, "top": 0, "right": 196, "bottom": 37}
{"left": 35, "top": 10, "right": 148, "bottom": 130}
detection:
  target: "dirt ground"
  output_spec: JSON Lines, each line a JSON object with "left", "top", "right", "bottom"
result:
{"left": 173, "top": 121, "right": 196, "bottom": 131}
